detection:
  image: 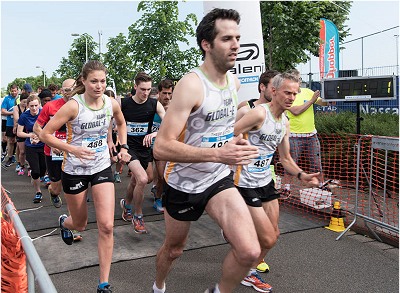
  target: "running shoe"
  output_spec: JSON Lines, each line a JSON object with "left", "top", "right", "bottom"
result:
{"left": 50, "top": 193, "right": 62, "bottom": 208}
{"left": 120, "top": 199, "right": 133, "bottom": 221}
{"left": 59, "top": 214, "right": 74, "bottom": 245}
{"left": 72, "top": 230, "right": 82, "bottom": 241}
{"left": 15, "top": 163, "right": 21, "bottom": 172}
{"left": 241, "top": 272, "right": 272, "bottom": 293}
{"left": 256, "top": 260, "right": 270, "bottom": 273}
{"left": 132, "top": 215, "right": 147, "bottom": 234}
{"left": 97, "top": 284, "right": 112, "bottom": 293}
{"left": 17, "top": 168, "right": 25, "bottom": 176}
{"left": 1, "top": 153, "right": 5, "bottom": 162}
{"left": 150, "top": 185, "right": 157, "bottom": 198}
{"left": 32, "top": 192, "right": 43, "bottom": 203}
{"left": 4, "top": 159, "right": 13, "bottom": 167}
{"left": 40, "top": 176, "right": 44, "bottom": 182}
{"left": 11, "top": 155, "right": 16, "bottom": 163}
{"left": 43, "top": 175, "right": 51, "bottom": 186}
{"left": 153, "top": 198, "right": 164, "bottom": 213}
{"left": 114, "top": 172, "right": 121, "bottom": 183}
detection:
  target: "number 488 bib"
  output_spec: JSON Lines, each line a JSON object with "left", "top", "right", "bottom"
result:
{"left": 82, "top": 135, "right": 107, "bottom": 153}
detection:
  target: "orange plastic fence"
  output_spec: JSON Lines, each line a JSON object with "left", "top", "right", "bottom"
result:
{"left": 1, "top": 186, "right": 27, "bottom": 293}
{"left": 275, "top": 134, "right": 399, "bottom": 244}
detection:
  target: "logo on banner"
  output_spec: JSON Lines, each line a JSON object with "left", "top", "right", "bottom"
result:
{"left": 237, "top": 43, "right": 259, "bottom": 61}
{"left": 230, "top": 43, "right": 264, "bottom": 85}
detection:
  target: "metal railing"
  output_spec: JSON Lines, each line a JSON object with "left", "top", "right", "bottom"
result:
{"left": 337, "top": 136, "right": 399, "bottom": 241}
{"left": 1, "top": 187, "right": 57, "bottom": 293}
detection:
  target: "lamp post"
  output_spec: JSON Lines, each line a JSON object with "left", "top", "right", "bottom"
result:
{"left": 35, "top": 66, "right": 46, "bottom": 86}
{"left": 395, "top": 34, "right": 399, "bottom": 76}
{"left": 71, "top": 33, "right": 88, "bottom": 63}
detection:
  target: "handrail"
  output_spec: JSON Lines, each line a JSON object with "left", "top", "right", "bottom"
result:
{"left": 4, "top": 202, "right": 57, "bottom": 293}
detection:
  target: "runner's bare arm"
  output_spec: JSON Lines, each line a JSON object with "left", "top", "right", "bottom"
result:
{"left": 153, "top": 73, "right": 258, "bottom": 165}
{"left": 234, "top": 105, "right": 265, "bottom": 135}
{"left": 39, "top": 100, "right": 95, "bottom": 160}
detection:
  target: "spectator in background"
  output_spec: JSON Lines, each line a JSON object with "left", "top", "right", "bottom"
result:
{"left": 39, "top": 89, "right": 53, "bottom": 107}
{"left": 17, "top": 95, "right": 46, "bottom": 203}
{"left": 104, "top": 87, "right": 124, "bottom": 183}
{"left": 48, "top": 84, "right": 62, "bottom": 101}
{"left": 149, "top": 78, "right": 174, "bottom": 213}
{"left": 37, "top": 85, "right": 45, "bottom": 94}
{"left": 1, "top": 84, "right": 18, "bottom": 166}
{"left": 119, "top": 71, "right": 165, "bottom": 234}
{"left": 286, "top": 69, "right": 327, "bottom": 186}
{"left": 149, "top": 87, "right": 159, "bottom": 99}
{"left": 13, "top": 93, "right": 29, "bottom": 175}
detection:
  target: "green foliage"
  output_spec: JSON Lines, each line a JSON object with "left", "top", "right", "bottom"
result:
{"left": 4, "top": 75, "right": 63, "bottom": 93}
{"left": 126, "top": 1, "right": 201, "bottom": 83}
{"left": 260, "top": 1, "right": 352, "bottom": 71}
{"left": 315, "top": 112, "right": 399, "bottom": 136}
{"left": 102, "top": 33, "right": 134, "bottom": 94}
{"left": 56, "top": 34, "right": 100, "bottom": 80}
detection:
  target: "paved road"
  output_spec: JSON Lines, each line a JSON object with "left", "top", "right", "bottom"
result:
{"left": 1, "top": 163, "right": 398, "bottom": 293}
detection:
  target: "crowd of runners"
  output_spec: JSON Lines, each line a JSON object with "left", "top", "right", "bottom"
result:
{"left": 2, "top": 8, "right": 323, "bottom": 293}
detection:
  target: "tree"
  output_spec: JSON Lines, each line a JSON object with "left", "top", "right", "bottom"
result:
{"left": 102, "top": 33, "right": 135, "bottom": 94}
{"left": 260, "top": 1, "right": 352, "bottom": 71}
{"left": 56, "top": 34, "right": 100, "bottom": 80}
{"left": 126, "top": 1, "right": 201, "bottom": 83}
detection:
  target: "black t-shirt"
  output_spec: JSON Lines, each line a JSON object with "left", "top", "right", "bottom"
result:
{"left": 121, "top": 97, "right": 157, "bottom": 151}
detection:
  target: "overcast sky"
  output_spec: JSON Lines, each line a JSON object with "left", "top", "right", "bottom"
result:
{"left": 1, "top": 0, "right": 399, "bottom": 88}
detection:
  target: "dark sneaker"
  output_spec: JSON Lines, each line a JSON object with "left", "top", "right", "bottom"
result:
{"left": 10, "top": 155, "right": 16, "bottom": 163}
{"left": 50, "top": 193, "right": 62, "bottom": 208}
{"left": 241, "top": 272, "right": 272, "bottom": 293}
{"left": 5, "top": 159, "right": 13, "bottom": 167}
{"left": 59, "top": 214, "right": 74, "bottom": 245}
{"left": 120, "top": 199, "right": 133, "bottom": 221}
{"left": 97, "top": 284, "right": 112, "bottom": 293}
{"left": 33, "top": 192, "right": 43, "bottom": 203}
{"left": 132, "top": 215, "right": 147, "bottom": 234}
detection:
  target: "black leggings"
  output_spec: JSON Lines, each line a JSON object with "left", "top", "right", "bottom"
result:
{"left": 25, "top": 146, "right": 46, "bottom": 179}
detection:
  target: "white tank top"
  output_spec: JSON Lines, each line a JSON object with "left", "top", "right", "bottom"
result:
{"left": 164, "top": 68, "right": 238, "bottom": 193}
{"left": 62, "top": 94, "right": 113, "bottom": 175}
{"left": 234, "top": 104, "right": 286, "bottom": 188}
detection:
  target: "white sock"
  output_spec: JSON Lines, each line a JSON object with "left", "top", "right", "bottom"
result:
{"left": 249, "top": 268, "right": 257, "bottom": 275}
{"left": 152, "top": 281, "right": 165, "bottom": 293}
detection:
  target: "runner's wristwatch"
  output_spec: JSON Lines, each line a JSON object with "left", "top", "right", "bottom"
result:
{"left": 120, "top": 144, "right": 129, "bottom": 150}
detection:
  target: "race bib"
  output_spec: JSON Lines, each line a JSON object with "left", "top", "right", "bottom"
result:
{"left": 201, "top": 131, "right": 234, "bottom": 148}
{"left": 127, "top": 122, "right": 148, "bottom": 136}
{"left": 82, "top": 135, "right": 107, "bottom": 153}
{"left": 248, "top": 153, "right": 273, "bottom": 173}
{"left": 51, "top": 131, "right": 66, "bottom": 161}
{"left": 152, "top": 121, "right": 161, "bottom": 133}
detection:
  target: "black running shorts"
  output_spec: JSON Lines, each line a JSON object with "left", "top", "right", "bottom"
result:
{"left": 163, "top": 172, "right": 235, "bottom": 221}
{"left": 61, "top": 166, "right": 113, "bottom": 195}
{"left": 236, "top": 180, "right": 279, "bottom": 207}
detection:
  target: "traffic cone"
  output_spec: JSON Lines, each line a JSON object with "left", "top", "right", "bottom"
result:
{"left": 325, "top": 201, "right": 346, "bottom": 232}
